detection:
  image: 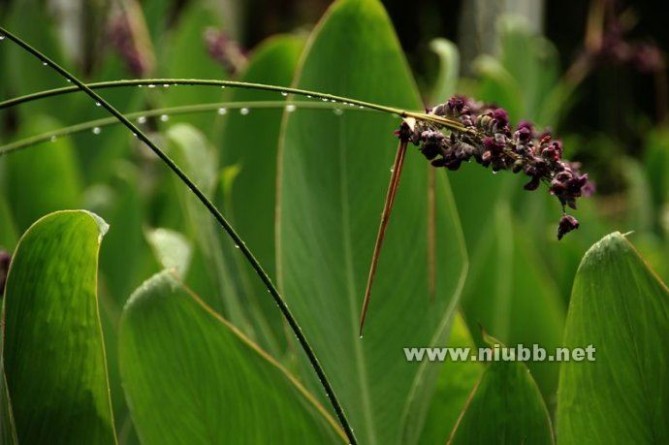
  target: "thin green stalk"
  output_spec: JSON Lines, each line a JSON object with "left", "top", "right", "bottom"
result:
{"left": 0, "top": 100, "right": 368, "bottom": 156}
{"left": 0, "top": 78, "right": 467, "bottom": 133}
{"left": 0, "top": 27, "right": 358, "bottom": 445}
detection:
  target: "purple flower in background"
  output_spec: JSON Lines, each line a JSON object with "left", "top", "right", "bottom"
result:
{"left": 107, "top": 8, "right": 155, "bottom": 77}
{"left": 203, "top": 28, "right": 248, "bottom": 75}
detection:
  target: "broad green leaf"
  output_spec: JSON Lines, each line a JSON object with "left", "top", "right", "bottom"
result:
{"left": 278, "top": 0, "right": 467, "bottom": 443}
{"left": 220, "top": 33, "right": 304, "bottom": 285}
{"left": 418, "top": 312, "right": 484, "bottom": 445}
{"left": 643, "top": 128, "right": 669, "bottom": 234}
{"left": 622, "top": 157, "right": 653, "bottom": 233}
{"left": 146, "top": 227, "right": 193, "bottom": 279}
{"left": 460, "top": 202, "right": 565, "bottom": 400}
{"left": 90, "top": 161, "right": 147, "bottom": 306}
{"left": 557, "top": 232, "right": 669, "bottom": 444}
{"left": 473, "top": 56, "right": 523, "bottom": 121}
{"left": 0, "top": 370, "right": 17, "bottom": 445}
{"left": 218, "top": 34, "right": 304, "bottom": 354}
{"left": 497, "top": 16, "right": 559, "bottom": 124}
{"left": 119, "top": 271, "right": 344, "bottom": 444}
{"left": 429, "top": 38, "right": 460, "bottom": 105}
{"left": 2, "top": 210, "right": 116, "bottom": 444}
{"left": 448, "top": 336, "right": 554, "bottom": 445}
{"left": 3, "top": 116, "right": 82, "bottom": 232}
{"left": 165, "top": 124, "right": 249, "bottom": 331}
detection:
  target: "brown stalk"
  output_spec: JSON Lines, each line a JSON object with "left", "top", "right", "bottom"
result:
{"left": 359, "top": 139, "right": 408, "bottom": 336}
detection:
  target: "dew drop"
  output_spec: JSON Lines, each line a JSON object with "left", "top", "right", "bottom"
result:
{"left": 281, "top": 91, "right": 288, "bottom": 97}
{"left": 307, "top": 94, "right": 313, "bottom": 98}
{"left": 66, "top": 79, "right": 72, "bottom": 83}
{"left": 217, "top": 107, "right": 227, "bottom": 115}
{"left": 95, "top": 101, "right": 101, "bottom": 107}
{"left": 42, "top": 61, "right": 48, "bottom": 66}
{"left": 359, "top": 105, "right": 365, "bottom": 109}
{"left": 321, "top": 97, "right": 328, "bottom": 102}
{"left": 285, "top": 104, "right": 296, "bottom": 113}
{"left": 132, "top": 132, "right": 138, "bottom": 138}
{"left": 148, "top": 84, "right": 156, "bottom": 88}
{"left": 234, "top": 244, "right": 240, "bottom": 249}
{"left": 390, "top": 167, "right": 395, "bottom": 173}
{"left": 160, "top": 114, "right": 169, "bottom": 122}
{"left": 221, "top": 85, "right": 226, "bottom": 89}
{"left": 492, "top": 170, "right": 498, "bottom": 175}
{"left": 137, "top": 116, "right": 147, "bottom": 124}
{"left": 92, "top": 127, "right": 101, "bottom": 135}
{"left": 240, "top": 107, "right": 250, "bottom": 115}
{"left": 138, "top": 85, "right": 144, "bottom": 88}
{"left": 333, "top": 108, "right": 343, "bottom": 116}
{"left": 0, "top": 35, "right": 5, "bottom": 41}
{"left": 163, "top": 83, "right": 170, "bottom": 88}
{"left": 359, "top": 335, "right": 364, "bottom": 339}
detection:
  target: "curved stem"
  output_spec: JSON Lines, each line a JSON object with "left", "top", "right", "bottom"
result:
{"left": 0, "top": 78, "right": 468, "bottom": 134}
{"left": 0, "top": 27, "right": 358, "bottom": 445}
{"left": 0, "top": 100, "right": 369, "bottom": 157}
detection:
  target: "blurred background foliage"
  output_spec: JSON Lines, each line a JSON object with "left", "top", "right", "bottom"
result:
{"left": 0, "top": 0, "right": 668, "bottom": 443}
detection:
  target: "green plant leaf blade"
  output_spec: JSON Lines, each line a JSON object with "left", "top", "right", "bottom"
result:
{"left": 418, "top": 312, "right": 484, "bottom": 445}
{"left": 217, "top": 34, "right": 305, "bottom": 355}
{"left": 2, "top": 210, "right": 116, "bottom": 444}
{"left": 3, "top": 116, "right": 82, "bottom": 232}
{"left": 119, "top": 271, "right": 343, "bottom": 444}
{"left": 277, "top": 0, "right": 467, "bottom": 443}
{"left": 557, "top": 232, "right": 669, "bottom": 444}
{"left": 448, "top": 337, "right": 554, "bottom": 445}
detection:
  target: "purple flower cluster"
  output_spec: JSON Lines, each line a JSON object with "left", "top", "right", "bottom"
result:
{"left": 203, "top": 28, "right": 247, "bottom": 75}
{"left": 398, "top": 96, "right": 594, "bottom": 240}
{"left": 107, "top": 12, "right": 154, "bottom": 77}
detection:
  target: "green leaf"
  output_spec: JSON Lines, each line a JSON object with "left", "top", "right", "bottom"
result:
{"left": 448, "top": 336, "right": 554, "bottom": 445}
{"left": 429, "top": 38, "right": 460, "bottom": 104}
{"left": 460, "top": 202, "right": 565, "bottom": 400}
{"left": 3, "top": 116, "right": 82, "bottom": 232}
{"left": 220, "top": 34, "right": 304, "bottom": 281}
{"left": 165, "top": 124, "right": 249, "bottom": 328}
{"left": 146, "top": 227, "right": 193, "bottom": 279}
{"left": 557, "top": 232, "right": 669, "bottom": 444}
{"left": 119, "top": 271, "right": 344, "bottom": 444}
{"left": 277, "top": 0, "right": 467, "bottom": 443}
{"left": 418, "top": 313, "right": 484, "bottom": 445}
{"left": 497, "top": 16, "right": 559, "bottom": 124}
{"left": 218, "top": 34, "right": 305, "bottom": 354}
{"left": 2, "top": 210, "right": 116, "bottom": 444}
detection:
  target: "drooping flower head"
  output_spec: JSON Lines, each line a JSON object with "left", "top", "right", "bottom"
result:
{"left": 397, "top": 96, "right": 594, "bottom": 239}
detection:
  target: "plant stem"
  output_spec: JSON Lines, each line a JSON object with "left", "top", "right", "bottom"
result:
{"left": 359, "top": 140, "right": 408, "bottom": 336}
{"left": 0, "top": 79, "right": 468, "bottom": 134}
{"left": 0, "top": 27, "right": 358, "bottom": 445}
{"left": 0, "top": 100, "right": 369, "bottom": 156}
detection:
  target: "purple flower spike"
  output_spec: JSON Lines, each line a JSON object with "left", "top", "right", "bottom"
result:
{"left": 401, "top": 95, "right": 594, "bottom": 240}
{"left": 557, "top": 215, "right": 580, "bottom": 240}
